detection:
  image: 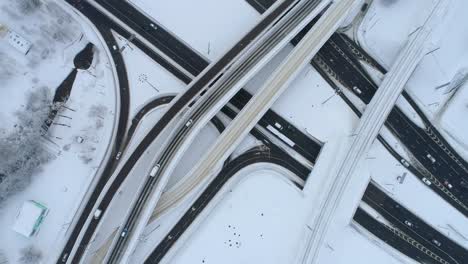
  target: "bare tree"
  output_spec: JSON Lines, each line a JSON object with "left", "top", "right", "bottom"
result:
{"left": 0, "top": 87, "right": 54, "bottom": 205}
{"left": 88, "top": 104, "right": 107, "bottom": 129}
{"left": 18, "top": 246, "right": 42, "bottom": 264}
{"left": 16, "top": 0, "right": 42, "bottom": 14}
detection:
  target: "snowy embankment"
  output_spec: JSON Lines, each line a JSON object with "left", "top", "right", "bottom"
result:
{"left": 0, "top": 0, "right": 116, "bottom": 263}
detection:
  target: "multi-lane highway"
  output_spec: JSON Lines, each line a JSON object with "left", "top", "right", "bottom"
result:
{"left": 355, "top": 183, "right": 467, "bottom": 264}
{"left": 59, "top": 0, "right": 331, "bottom": 261}
{"left": 90, "top": 0, "right": 208, "bottom": 77}
{"left": 145, "top": 145, "right": 310, "bottom": 263}
{"left": 299, "top": 4, "right": 436, "bottom": 263}
{"left": 104, "top": 0, "right": 326, "bottom": 262}
{"left": 58, "top": 1, "right": 466, "bottom": 263}
{"left": 59, "top": 0, "right": 304, "bottom": 262}
{"left": 91, "top": 0, "right": 323, "bottom": 165}
{"left": 70, "top": 0, "right": 192, "bottom": 83}
{"left": 153, "top": 101, "right": 315, "bottom": 217}
{"left": 247, "top": 0, "right": 468, "bottom": 218}
{"left": 311, "top": 34, "right": 468, "bottom": 214}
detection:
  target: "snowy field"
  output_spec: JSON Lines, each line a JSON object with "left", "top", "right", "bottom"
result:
{"left": 316, "top": 225, "right": 405, "bottom": 264}
{"left": 0, "top": 0, "right": 116, "bottom": 262}
{"left": 168, "top": 167, "right": 307, "bottom": 264}
{"left": 358, "top": 0, "right": 468, "bottom": 158}
{"left": 128, "top": 0, "right": 261, "bottom": 61}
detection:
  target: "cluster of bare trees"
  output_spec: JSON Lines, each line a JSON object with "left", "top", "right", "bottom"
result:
{"left": 18, "top": 246, "right": 42, "bottom": 264}
{"left": 0, "top": 87, "right": 53, "bottom": 205}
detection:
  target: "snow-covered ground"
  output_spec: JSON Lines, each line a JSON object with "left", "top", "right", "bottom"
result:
{"left": 128, "top": 0, "right": 261, "bottom": 62}
{"left": 113, "top": 32, "right": 186, "bottom": 117}
{"left": 0, "top": 0, "right": 116, "bottom": 262}
{"left": 317, "top": 225, "right": 406, "bottom": 264}
{"left": 358, "top": 0, "right": 468, "bottom": 158}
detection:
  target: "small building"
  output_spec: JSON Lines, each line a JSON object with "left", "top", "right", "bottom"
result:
{"left": 12, "top": 200, "right": 48, "bottom": 238}
{"left": 4, "top": 27, "right": 33, "bottom": 55}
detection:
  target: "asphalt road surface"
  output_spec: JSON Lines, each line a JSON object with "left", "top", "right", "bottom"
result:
{"left": 58, "top": 2, "right": 130, "bottom": 263}
{"left": 355, "top": 182, "right": 467, "bottom": 264}
{"left": 60, "top": 0, "right": 301, "bottom": 262}
{"left": 106, "top": 0, "right": 324, "bottom": 261}
{"left": 311, "top": 34, "right": 468, "bottom": 214}
{"left": 92, "top": 0, "right": 322, "bottom": 165}
{"left": 246, "top": 0, "right": 468, "bottom": 216}
{"left": 93, "top": 0, "right": 209, "bottom": 76}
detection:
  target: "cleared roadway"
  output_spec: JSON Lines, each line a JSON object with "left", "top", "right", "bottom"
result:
{"left": 104, "top": 0, "right": 324, "bottom": 262}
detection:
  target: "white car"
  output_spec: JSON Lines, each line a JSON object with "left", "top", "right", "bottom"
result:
{"left": 426, "top": 153, "right": 436, "bottom": 163}
{"left": 121, "top": 228, "right": 128, "bottom": 237}
{"left": 432, "top": 239, "right": 441, "bottom": 247}
{"left": 400, "top": 159, "right": 410, "bottom": 167}
{"left": 422, "top": 177, "right": 432, "bottom": 186}
{"left": 150, "top": 23, "right": 157, "bottom": 29}
{"left": 444, "top": 180, "right": 453, "bottom": 189}
{"left": 185, "top": 119, "right": 193, "bottom": 127}
{"left": 274, "top": 122, "right": 283, "bottom": 130}
{"left": 404, "top": 220, "right": 413, "bottom": 227}
{"left": 352, "top": 86, "right": 362, "bottom": 94}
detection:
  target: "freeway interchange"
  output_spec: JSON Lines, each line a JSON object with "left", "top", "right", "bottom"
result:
{"left": 56, "top": 0, "right": 468, "bottom": 264}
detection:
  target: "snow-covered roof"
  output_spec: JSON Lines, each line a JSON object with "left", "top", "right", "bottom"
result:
{"left": 12, "top": 200, "right": 47, "bottom": 238}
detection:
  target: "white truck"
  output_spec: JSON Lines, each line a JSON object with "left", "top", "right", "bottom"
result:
{"left": 422, "top": 177, "right": 432, "bottom": 186}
